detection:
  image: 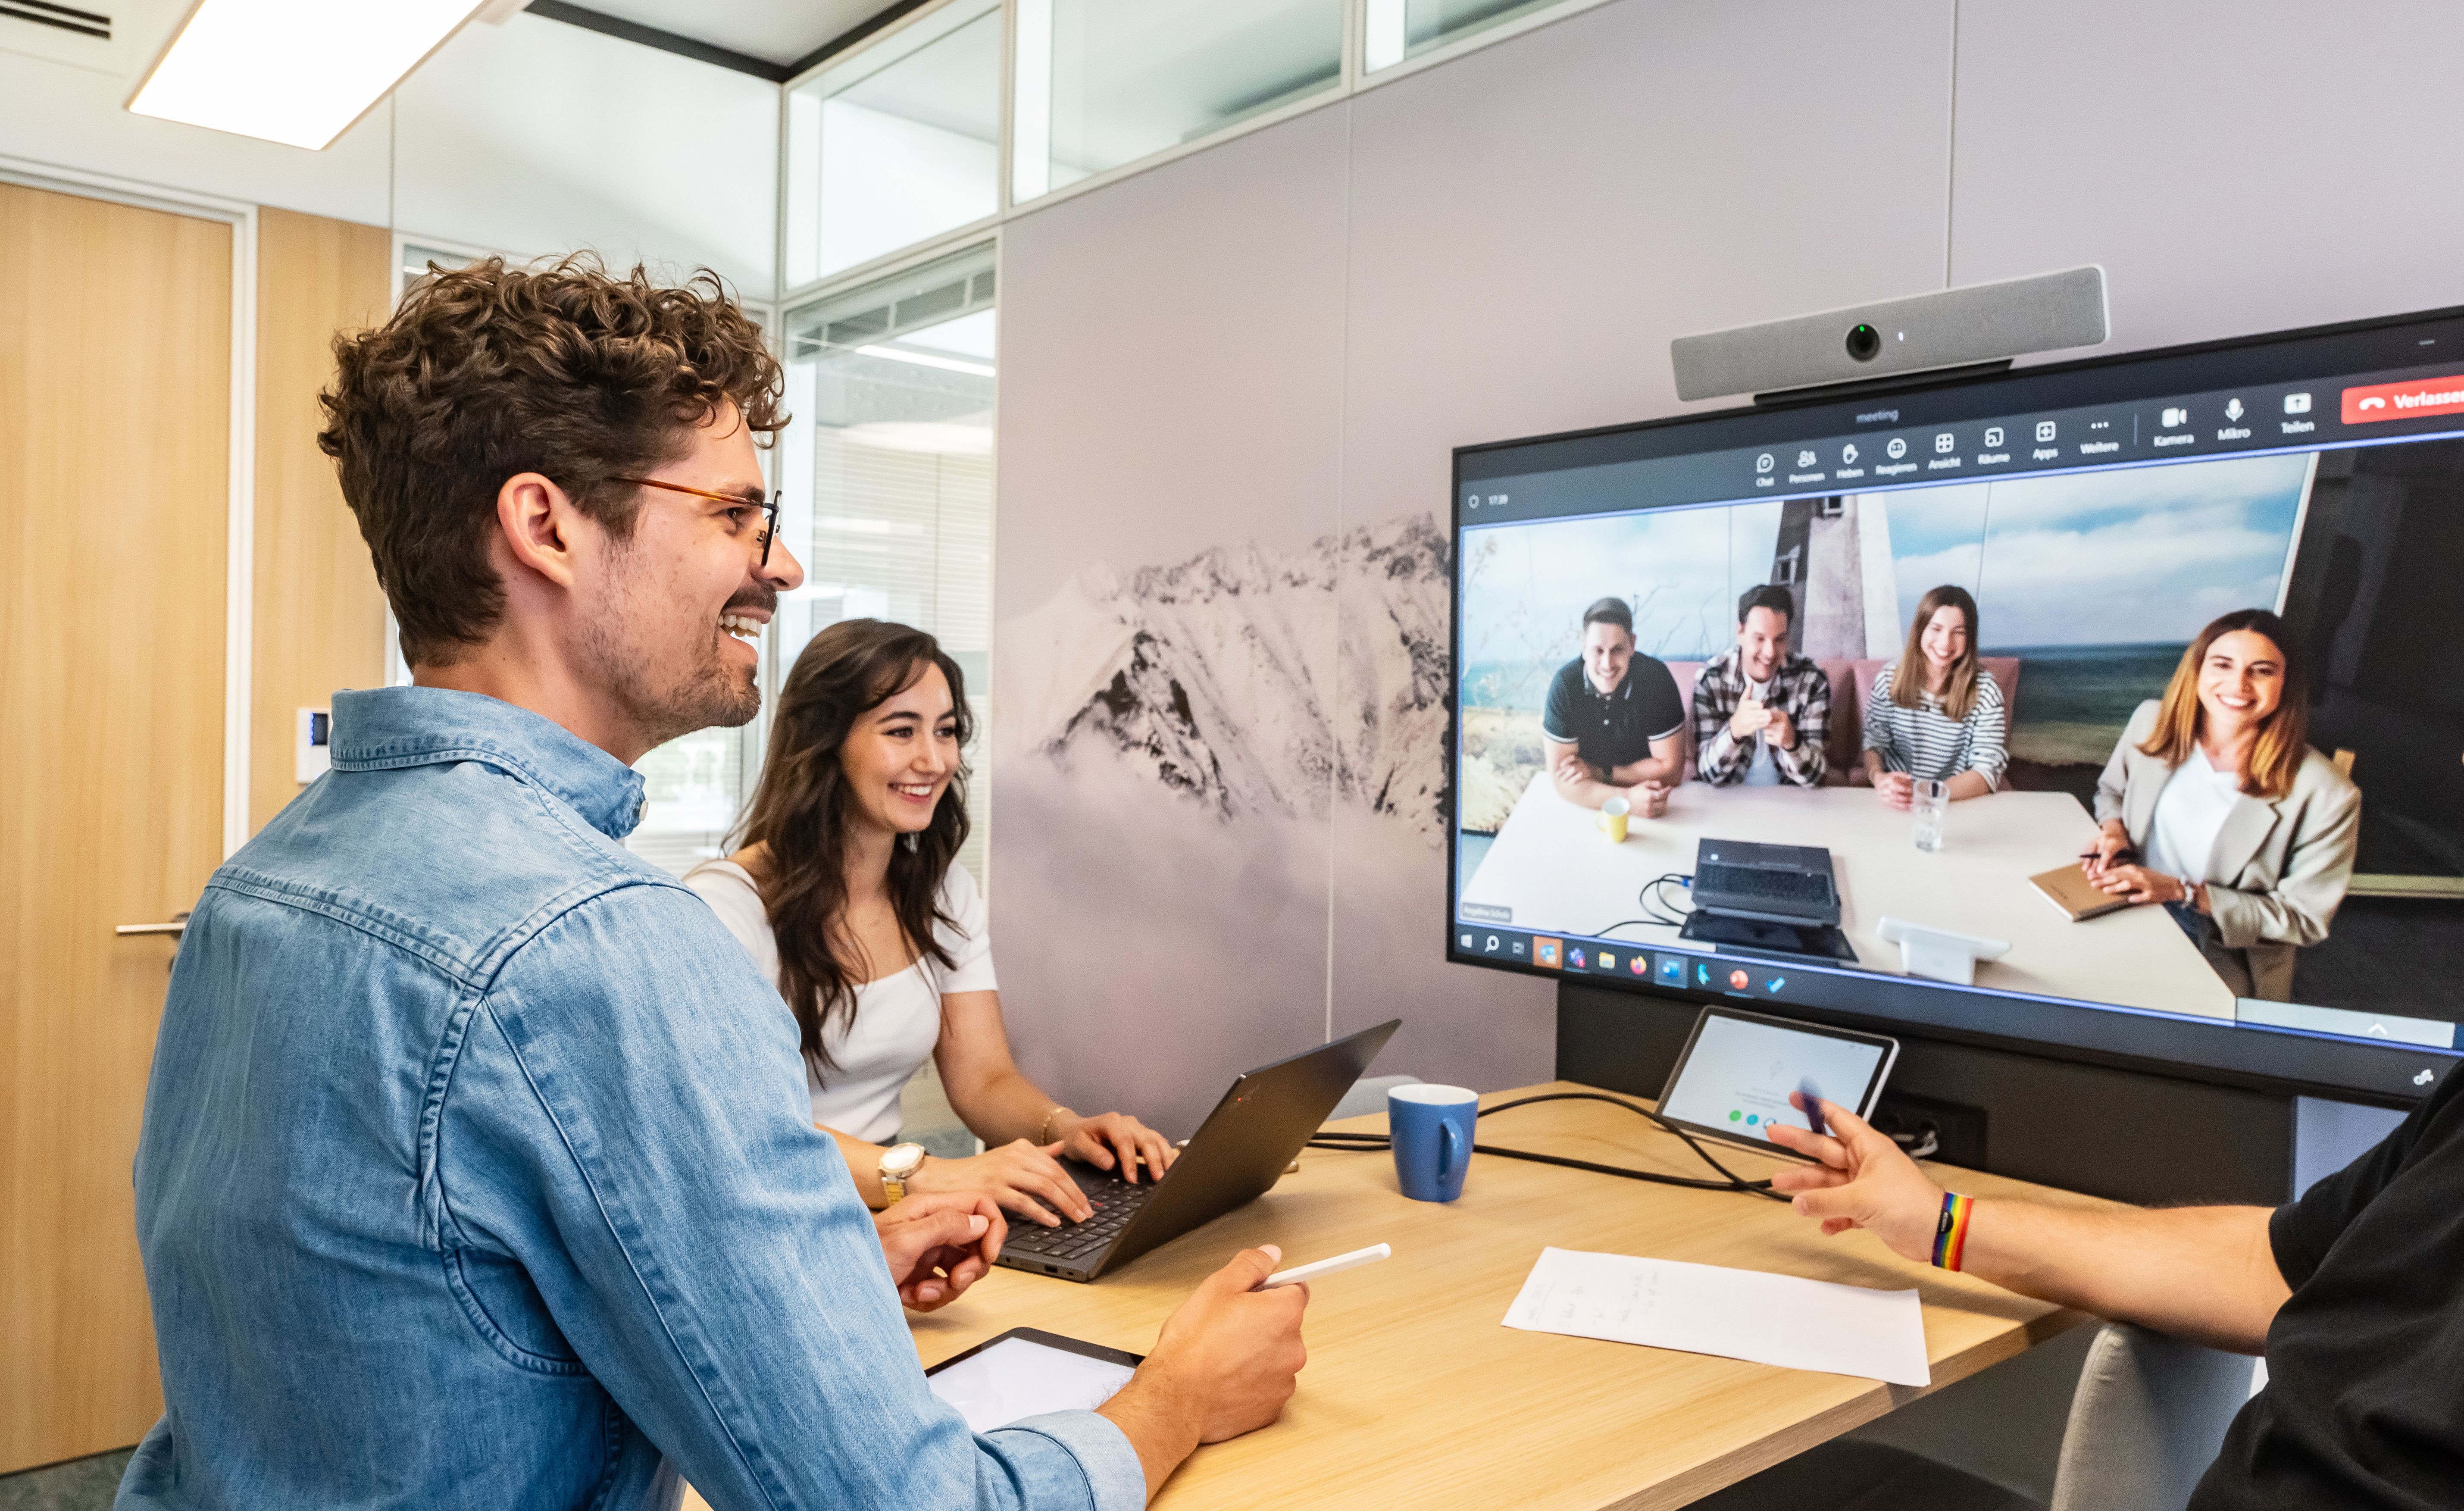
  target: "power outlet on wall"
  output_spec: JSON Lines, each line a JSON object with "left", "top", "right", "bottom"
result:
{"left": 296, "top": 707, "right": 332, "bottom": 784}
{"left": 1871, "top": 1091, "right": 1988, "bottom": 1171}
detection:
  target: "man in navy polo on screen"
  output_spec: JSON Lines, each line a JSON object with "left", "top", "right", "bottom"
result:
{"left": 1542, "top": 596, "right": 1687, "bottom": 817}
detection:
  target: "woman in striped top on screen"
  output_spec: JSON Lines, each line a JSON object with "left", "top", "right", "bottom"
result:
{"left": 1860, "top": 584, "right": 2007, "bottom": 809}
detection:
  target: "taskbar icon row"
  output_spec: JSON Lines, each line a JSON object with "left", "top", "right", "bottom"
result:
{"left": 1454, "top": 927, "right": 1794, "bottom": 1000}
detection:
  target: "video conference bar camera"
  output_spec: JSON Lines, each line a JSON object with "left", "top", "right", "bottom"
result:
{"left": 1671, "top": 266, "right": 2110, "bottom": 405}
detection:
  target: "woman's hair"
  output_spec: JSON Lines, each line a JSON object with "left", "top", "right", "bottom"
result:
{"left": 735, "top": 619, "right": 974, "bottom": 1076}
{"left": 2139, "top": 608, "right": 2310, "bottom": 800}
{"left": 1889, "top": 585, "right": 1983, "bottom": 722}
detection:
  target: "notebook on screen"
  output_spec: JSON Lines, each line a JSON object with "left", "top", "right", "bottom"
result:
{"left": 2029, "top": 862, "right": 2133, "bottom": 922}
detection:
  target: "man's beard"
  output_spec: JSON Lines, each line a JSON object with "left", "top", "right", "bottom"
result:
{"left": 582, "top": 567, "right": 770, "bottom": 751}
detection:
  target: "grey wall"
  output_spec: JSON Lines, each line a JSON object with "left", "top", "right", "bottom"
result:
{"left": 989, "top": 0, "right": 2464, "bottom": 1125}
{"left": 1326, "top": 0, "right": 1956, "bottom": 1085}
{"left": 992, "top": 105, "right": 1354, "bottom": 1134}
{"left": 1949, "top": 1, "right": 2464, "bottom": 348}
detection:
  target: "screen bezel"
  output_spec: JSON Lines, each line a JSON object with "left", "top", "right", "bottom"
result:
{"left": 1446, "top": 300, "right": 2464, "bottom": 1107}
{"left": 1655, "top": 1006, "right": 1899, "bottom": 1154}
{"left": 924, "top": 1326, "right": 1146, "bottom": 1378}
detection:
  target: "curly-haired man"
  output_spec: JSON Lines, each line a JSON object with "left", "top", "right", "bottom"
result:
{"left": 118, "top": 260, "right": 1304, "bottom": 1511}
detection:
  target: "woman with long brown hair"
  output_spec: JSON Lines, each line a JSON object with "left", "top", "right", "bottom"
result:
{"left": 1859, "top": 584, "right": 2007, "bottom": 807}
{"left": 2084, "top": 608, "right": 2360, "bottom": 1000}
{"left": 685, "top": 619, "right": 1175, "bottom": 1226}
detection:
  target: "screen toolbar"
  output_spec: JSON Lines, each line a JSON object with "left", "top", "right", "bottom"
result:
{"left": 1461, "top": 359, "right": 2464, "bottom": 528}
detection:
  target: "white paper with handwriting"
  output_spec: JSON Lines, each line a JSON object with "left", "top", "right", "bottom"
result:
{"left": 1502, "top": 1246, "right": 1930, "bottom": 1386}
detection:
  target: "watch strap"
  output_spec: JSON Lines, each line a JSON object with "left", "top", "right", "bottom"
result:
{"left": 878, "top": 1144, "right": 925, "bottom": 1205}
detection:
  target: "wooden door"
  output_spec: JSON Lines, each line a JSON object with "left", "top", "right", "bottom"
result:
{"left": 0, "top": 181, "right": 232, "bottom": 1471}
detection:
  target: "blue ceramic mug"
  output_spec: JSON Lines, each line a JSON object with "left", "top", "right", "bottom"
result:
{"left": 1389, "top": 1084, "right": 1479, "bottom": 1202}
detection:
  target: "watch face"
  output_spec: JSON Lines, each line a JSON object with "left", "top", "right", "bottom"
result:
{"left": 882, "top": 1143, "right": 926, "bottom": 1178}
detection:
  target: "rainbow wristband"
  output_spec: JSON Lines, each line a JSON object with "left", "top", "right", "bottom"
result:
{"left": 1931, "top": 1192, "right": 1974, "bottom": 1271}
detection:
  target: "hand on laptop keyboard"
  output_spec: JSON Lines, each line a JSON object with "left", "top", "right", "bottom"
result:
{"left": 908, "top": 1137, "right": 1094, "bottom": 1226}
{"left": 998, "top": 1176, "right": 1152, "bottom": 1257}
{"left": 1049, "top": 1109, "right": 1180, "bottom": 1187}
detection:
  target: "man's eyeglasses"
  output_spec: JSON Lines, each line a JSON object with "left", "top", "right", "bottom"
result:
{"left": 612, "top": 476, "right": 780, "bottom": 566}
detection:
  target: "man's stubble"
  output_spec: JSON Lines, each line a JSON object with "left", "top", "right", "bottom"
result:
{"left": 579, "top": 542, "right": 765, "bottom": 754}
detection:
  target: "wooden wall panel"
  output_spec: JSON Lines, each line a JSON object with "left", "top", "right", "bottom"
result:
{"left": 0, "top": 181, "right": 231, "bottom": 1473}
{"left": 250, "top": 208, "right": 392, "bottom": 833}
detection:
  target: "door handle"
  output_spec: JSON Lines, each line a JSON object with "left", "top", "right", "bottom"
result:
{"left": 115, "top": 910, "right": 191, "bottom": 937}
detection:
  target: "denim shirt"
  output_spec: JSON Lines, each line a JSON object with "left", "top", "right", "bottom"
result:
{"left": 118, "top": 687, "right": 1144, "bottom": 1511}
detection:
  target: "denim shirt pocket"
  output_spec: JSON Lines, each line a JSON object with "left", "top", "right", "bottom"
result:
{"left": 443, "top": 1242, "right": 590, "bottom": 1375}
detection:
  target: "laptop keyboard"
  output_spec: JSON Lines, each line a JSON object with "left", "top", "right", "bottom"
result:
{"left": 1698, "top": 862, "right": 1832, "bottom": 902}
{"left": 998, "top": 1176, "right": 1156, "bottom": 1262}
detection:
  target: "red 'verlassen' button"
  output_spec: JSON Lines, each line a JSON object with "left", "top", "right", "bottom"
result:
{"left": 2342, "top": 375, "right": 2464, "bottom": 424}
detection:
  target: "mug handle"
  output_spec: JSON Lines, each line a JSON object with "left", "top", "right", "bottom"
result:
{"left": 1438, "top": 1118, "right": 1463, "bottom": 1182}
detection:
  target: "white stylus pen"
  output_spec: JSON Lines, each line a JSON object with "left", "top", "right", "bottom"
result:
{"left": 1260, "top": 1242, "right": 1391, "bottom": 1289}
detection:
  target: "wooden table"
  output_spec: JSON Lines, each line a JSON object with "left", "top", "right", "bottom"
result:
{"left": 692, "top": 1083, "right": 2097, "bottom": 1511}
{"left": 1461, "top": 773, "right": 2237, "bottom": 1020}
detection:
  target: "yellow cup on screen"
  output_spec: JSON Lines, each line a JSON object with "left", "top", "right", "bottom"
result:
{"left": 1598, "top": 795, "right": 1631, "bottom": 843}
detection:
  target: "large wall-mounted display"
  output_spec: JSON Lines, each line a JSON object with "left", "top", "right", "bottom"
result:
{"left": 1451, "top": 305, "right": 2464, "bottom": 1101}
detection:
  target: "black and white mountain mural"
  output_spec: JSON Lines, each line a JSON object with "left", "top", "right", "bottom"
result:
{"left": 1004, "top": 512, "right": 1451, "bottom": 839}
{"left": 991, "top": 510, "right": 1553, "bottom": 1141}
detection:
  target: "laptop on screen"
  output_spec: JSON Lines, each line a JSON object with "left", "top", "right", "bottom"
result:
{"left": 1692, "top": 838, "right": 1842, "bottom": 927}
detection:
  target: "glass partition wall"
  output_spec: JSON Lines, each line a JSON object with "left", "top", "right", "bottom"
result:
{"left": 785, "top": 0, "right": 1003, "bottom": 288}
{"left": 748, "top": 0, "right": 1608, "bottom": 885}
{"left": 776, "top": 243, "right": 998, "bottom": 886}
{"left": 784, "top": 0, "right": 1603, "bottom": 248}
{"left": 1011, "top": 0, "right": 1344, "bottom": 201}
{"left": 1362, "top": 0, "right": 1562, "bottom": 72}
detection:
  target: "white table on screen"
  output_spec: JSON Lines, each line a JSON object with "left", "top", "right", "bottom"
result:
{"left": 1460, "top": 773, "right": 2236, "bottom": 1020}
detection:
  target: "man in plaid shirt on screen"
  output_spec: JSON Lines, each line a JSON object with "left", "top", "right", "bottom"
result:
{"left": 1690, "top": 583, "right": 1830, "bottom": 788}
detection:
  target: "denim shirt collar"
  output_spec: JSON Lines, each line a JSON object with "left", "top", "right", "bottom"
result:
{"left": 329, "top": 686, "right": 648, "bottom": 841}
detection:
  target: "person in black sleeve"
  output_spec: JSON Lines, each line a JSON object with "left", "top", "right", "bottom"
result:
{"left": 1732, "top": 1069, "right": 2464, "bottom": 1509}
{"left": 1542, "top": 596, "right": 1686, "bottom": 817}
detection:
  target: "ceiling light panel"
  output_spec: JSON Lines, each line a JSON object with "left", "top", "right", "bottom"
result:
{"left": 129, "top": 0, "right": 488, "bottom": 150}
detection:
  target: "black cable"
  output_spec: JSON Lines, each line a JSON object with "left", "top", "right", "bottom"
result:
{"left": 1307, "top": 1091, "right": 1790, "bottom": 1202}
{"left": 1591, "top": 873, "right": 1695, "bottom": 936}
{"left": 1640, "top": 873, "right": 1694, "bottom": 927}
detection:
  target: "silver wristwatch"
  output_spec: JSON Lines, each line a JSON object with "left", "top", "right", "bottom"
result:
{"left": 877, "top": 1142, "right": 928, "bottom": 1204}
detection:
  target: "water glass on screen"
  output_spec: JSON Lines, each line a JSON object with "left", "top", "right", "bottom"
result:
{"left": 1911, "top": 779, "right": 1949, "bottom": 852}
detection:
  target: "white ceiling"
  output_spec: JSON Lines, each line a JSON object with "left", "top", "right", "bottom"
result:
{"left": 563, "top": 0, "right": 910, "bottom": 68}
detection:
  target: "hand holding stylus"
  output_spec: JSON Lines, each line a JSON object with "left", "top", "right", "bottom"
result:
{"left": 1258, "top": 1243, "right": 1391, "bottom": 1290}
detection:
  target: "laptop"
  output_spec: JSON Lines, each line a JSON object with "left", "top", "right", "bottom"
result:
{"left": 994, "top": 1018, "right": 1399, "bottom": 1283}
{"left": 1692, "top": 838, "right": 1841, "bottom": 927}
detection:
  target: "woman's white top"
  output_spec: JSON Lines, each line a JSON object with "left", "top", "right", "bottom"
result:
{"left": 2143, "top": 746, "right": 2244, "bottom": 885}
{"left": 681, "top": 859, "right": 998, "bottom": 1143}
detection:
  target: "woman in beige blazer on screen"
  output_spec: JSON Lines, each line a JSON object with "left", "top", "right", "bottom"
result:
{"left": 2084, "top": 608, "right": 2360, "bottom": 1001}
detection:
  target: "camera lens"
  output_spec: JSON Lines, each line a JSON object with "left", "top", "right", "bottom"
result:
{"left": 1845, "top": 323, "right": 1882, "bottom": 362}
